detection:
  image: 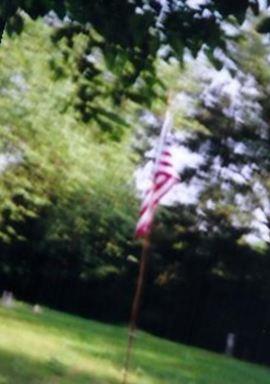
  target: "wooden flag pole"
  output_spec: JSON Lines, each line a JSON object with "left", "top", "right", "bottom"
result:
{"left": 122, "top": 99, "right": 175, "bottom": 383}
{"left": 122, "top": 236, "right": 151, "bottom": 384}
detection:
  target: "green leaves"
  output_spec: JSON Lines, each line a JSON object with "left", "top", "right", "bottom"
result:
{"left": 0, "top": 17, "right": 138, "bottom": 249}
{"left": 256, "top": 16, "right": 270, "bottom": 33}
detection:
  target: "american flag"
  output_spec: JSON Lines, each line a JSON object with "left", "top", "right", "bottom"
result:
{"left": 135, "top": 111, "right": 179, "bottom": 238}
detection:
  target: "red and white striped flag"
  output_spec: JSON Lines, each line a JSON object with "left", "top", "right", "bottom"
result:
{"left": 135, "top": 111, "right": 179, "bottom": 238}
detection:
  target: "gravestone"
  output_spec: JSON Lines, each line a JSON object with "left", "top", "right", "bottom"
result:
{"left": 1, "top": 291, "right": 14, "bottom": 308}
{"left": 225, "top": 332, "right": 236, "bottom": 356}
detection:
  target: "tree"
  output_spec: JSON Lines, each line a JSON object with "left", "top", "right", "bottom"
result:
{"left": 1, "top": 1, "right": 265, "bottom": 51}
{"left": 1, "top": 1, "right": 268, "bottom": 109}
{"left": 136, "top": 10, "right": 270, "bottom": 247}
{"left": 0, "top": 16, "right": 137, "bottom": 258}
{"left": 2, "top": 2, "right": 268, "bottom": 136}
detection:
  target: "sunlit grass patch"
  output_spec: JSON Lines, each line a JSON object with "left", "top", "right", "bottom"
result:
{"left": 0, "top": 302, "right": 269, "bottom": 383}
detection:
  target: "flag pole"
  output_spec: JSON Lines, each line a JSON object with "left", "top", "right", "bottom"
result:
{"left": 122, "top": 235, "right": 151, "bottom": 384}
{"left": 122, "top": 97, "right": 175, "bottom": 384}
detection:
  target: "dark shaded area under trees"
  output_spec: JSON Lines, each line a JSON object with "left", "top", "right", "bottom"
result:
{"left": 1, "top": 206, "right": 270, "bottom": 365}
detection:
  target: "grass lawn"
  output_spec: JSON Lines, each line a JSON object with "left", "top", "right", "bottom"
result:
{"left": 0, "top": 302, "right": 269, "bottom": 383}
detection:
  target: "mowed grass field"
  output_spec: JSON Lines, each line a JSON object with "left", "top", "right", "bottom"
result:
{"left": 0, "top": 302, "right": 269, "bottom": 384}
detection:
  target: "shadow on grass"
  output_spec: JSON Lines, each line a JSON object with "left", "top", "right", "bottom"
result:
{"left": 0, "top": 347, "right": 120, "bottom": 384}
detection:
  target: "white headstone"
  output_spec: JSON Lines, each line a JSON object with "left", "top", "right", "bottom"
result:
{"left": 225, "top": 332, "right": 235, "bottom": 356}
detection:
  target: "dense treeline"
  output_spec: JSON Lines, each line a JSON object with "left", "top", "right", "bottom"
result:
{"left": 1, "top": 7, "right": 270, "bottom": 366}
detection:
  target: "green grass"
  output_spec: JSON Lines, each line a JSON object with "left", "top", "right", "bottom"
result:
{"left": 0, "top": 302, "right": 269, "bottom": 383}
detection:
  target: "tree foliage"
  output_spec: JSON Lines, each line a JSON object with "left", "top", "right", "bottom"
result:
{"left": 1, "top": 1, "right": 265, "bottom": 49}
{"left": 0, "top": 17, "right": 137, "bottom": 278}
{"left": 1, "top": 1, "right": 269, "bottom": 124}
